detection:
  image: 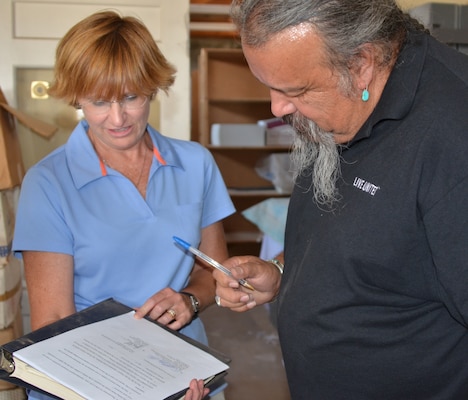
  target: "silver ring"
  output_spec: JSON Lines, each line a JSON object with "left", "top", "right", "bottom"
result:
{"left": 215, "top": 295, "right": 221, "bottom": 307}
{"left": 166, "top": 309, "right": 177, "bottom": 319}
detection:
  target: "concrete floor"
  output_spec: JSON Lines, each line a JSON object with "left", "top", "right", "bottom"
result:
{"left": 201, "top": 303, "right": 291, "bottom": 400}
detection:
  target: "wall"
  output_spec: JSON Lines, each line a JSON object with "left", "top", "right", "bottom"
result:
{"left": 0, "top": 0, "right": 190, "bottom": 169}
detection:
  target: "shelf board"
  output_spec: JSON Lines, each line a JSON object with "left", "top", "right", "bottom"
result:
{"left": 226, "top": 231, "right": 263, "bottom": 244}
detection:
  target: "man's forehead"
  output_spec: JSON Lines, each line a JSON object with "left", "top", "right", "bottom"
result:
{"left": 242, "top": 26, "right": 327, "bottom": 88}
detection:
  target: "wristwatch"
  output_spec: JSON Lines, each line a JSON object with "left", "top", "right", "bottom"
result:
{"left": 180, "top": 291, "right": 200, "bottom": 315}
{"left": 268, "top": 258, "right": 284, "bottom": 274}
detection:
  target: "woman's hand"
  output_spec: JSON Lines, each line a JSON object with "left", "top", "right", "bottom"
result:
{"left": 184, "top": 379, "right": 209, "bottom": 400}
{"left": 134, "top": 287, "right": 195, "bottom": 330}
{"left": 213, "top": 255, "right": 282, "bottom": 312}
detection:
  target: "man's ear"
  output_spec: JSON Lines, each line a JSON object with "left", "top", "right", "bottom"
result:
{"left": 353, "top": 43, "right": 377, "bottom": 91}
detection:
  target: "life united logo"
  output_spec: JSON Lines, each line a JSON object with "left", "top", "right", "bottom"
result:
{"left": 353, "top": 177, "right": 380, "bottom": 196}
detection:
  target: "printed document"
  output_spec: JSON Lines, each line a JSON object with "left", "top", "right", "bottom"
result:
{"left": 13, "top": 312, "right": 228, "bottom": 400}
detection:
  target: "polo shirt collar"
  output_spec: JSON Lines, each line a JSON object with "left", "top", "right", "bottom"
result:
{"left": 66, "top": 120, "right": 183, "bottom": 189}
{"left": 350, "top": 30, "right": 428, "bottom": 144}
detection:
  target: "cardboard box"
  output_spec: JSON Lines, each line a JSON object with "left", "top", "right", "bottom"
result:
{"left": 0, "top": 308, "right": 23, "bottom": 392}
{"left": 0, "top": 87, "right": 57, "bottom": 190}
{"left": 257, "top": 117, "right": 296, "bottom": 146}
{"left": 0, "top": 255, "right": 22, "bottom": 330}
{"left": 0, "top": 187, "right": 20, "bottom": 262}
{"left": 0, "top": 388, "right": 26, "bottom": 399}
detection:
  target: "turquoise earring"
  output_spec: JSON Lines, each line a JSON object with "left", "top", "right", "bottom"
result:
{"left": 362, "top": 87, "right": 369, "bottom": 102}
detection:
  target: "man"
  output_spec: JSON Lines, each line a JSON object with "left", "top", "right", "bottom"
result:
{"left": 213, "top": 1, "right": 468, "bottom": 399}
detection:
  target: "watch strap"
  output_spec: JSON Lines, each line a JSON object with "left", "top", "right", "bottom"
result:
{"left": 180, "top": 291, "right": 200, "bottom": 314}
{"left": 267, "top": 258, "right": 284, "bottom": 274}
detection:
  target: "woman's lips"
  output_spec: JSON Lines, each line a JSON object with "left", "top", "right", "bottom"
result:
{"left": 108, "top": 126, "right": 132, "bottom": 136}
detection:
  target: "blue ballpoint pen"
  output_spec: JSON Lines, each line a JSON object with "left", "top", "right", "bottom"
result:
{"left": 173, "top": 236, "right": 255, "bottom": 291}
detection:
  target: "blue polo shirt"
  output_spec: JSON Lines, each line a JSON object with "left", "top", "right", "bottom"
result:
{"left": 13, "top": 119, "right": 235, "bottom": 344}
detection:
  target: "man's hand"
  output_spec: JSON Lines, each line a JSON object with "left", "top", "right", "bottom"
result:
{"left": 213, "top": 255, "right": 282, "bottom": 312}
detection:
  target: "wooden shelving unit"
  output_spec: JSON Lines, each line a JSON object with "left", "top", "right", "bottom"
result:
{"left": 198, "top": 48, "right": 290, "bottom": 256}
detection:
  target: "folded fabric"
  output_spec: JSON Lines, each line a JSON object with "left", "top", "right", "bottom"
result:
{"left": 260, "top": 234, "right": 284, "bottom": 260}
{"left": 242, "top": 198, "right": 290, "bottom": 244}
{"left": 255, "top": 154, "right": 294, "bottom": 194}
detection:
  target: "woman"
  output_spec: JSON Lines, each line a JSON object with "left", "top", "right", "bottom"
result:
{"left": 13, "top": 10, "right": 234, "bottom": 400}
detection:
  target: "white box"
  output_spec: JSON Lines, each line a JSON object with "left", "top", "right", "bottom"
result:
{"left": 266, "top": 125, "right": 296, "bottom": 146}
{"left": 0, "top": 187, "right": 20, "bottom": 262}
{"left": 0, "top": 255, "right": 22, "bottom": 329}
{"left": 211, "top": 124, "right": 265, "bottom": 147}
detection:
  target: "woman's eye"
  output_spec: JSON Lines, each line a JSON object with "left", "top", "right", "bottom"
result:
{"left": 124, "top": 95, "right": 138, "bottom": 102}
{"left": 92, "top": 100, "right": 107, "bottom": 107}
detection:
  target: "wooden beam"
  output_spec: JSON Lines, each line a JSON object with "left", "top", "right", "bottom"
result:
{"left": 189, "top": 2, "right": 238, "bottom": 38}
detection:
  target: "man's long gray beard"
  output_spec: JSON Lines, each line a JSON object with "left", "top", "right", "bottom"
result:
{"left": 285, "top": 113, "right": 341, "bottom": 208}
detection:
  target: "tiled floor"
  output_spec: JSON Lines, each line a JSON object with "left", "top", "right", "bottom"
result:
{"left": 201, "top": 303, "right": 291, "bottom": 400}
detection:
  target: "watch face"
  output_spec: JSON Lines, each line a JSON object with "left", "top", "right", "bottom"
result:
{"left": 191, "top": 296, "right": 200, "bottom": 313}
{"left": 182, "top": 292, "right": 199, "bottom": 313}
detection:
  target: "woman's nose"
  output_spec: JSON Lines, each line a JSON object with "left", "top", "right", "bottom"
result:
{"left": 107, "top": 102, "right": 125, "bottom": 123}
{"left": 270, "top": 90, "right": 297, "bottom": 118}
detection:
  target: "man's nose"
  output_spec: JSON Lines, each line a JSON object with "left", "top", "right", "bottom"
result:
{"left": 270, "top": 90, "right": 297, "bottom": 117}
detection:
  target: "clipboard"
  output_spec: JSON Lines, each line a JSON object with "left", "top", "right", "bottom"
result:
{"left": 0, "top": 298, "right": 230, "bottom": 400}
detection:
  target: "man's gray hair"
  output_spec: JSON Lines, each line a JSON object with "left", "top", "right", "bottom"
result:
{"left": 231, "top": 0, "right": 427, "bottom": 82}
{"left": 230, "top": 0, "right": 428, "bottom": 208}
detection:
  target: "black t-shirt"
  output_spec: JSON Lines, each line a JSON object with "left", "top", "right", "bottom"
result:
{"left": 279, "top": 31, "right": 468, "bottom": 399}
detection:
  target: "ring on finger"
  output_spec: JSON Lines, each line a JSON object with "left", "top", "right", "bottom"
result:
{"left": 215, "top": 295, "right": 221, "bottom": 307}
{"left": 166, "top": 309, "right": 177, "bottom": 320}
